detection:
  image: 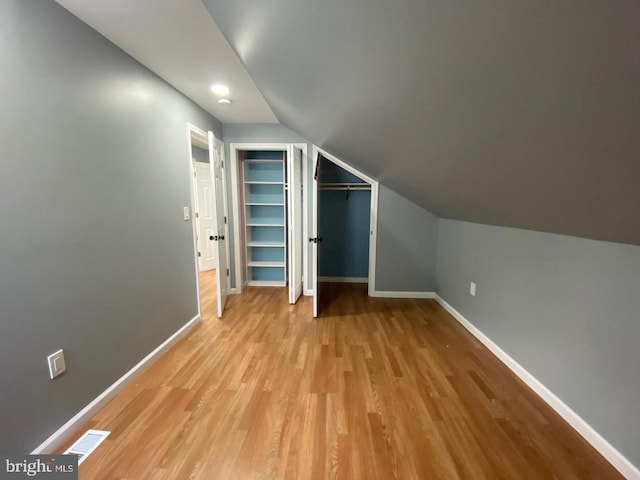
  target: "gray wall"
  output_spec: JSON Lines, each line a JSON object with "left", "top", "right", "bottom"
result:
{"left": 375, "top": 186, "right": 439, "bottom": 292}
{"left": 0, "top": 1, "right": 221, "bottom": 453}
{"left": 205, "top": 0, "right": 640, "bottom": 247}
{"left": 435, "top": 219, "right": 640, "bottom": 467}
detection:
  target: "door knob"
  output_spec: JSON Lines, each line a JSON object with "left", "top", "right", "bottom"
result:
{"left": 220, "top": 235, "right": 225, "bottom": 240}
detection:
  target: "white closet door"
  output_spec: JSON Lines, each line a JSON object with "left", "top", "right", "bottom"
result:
{"left": 195, "top": 161, "right": 216, "bottom": 271}
{"left": 288, "top": 146, "right": 303, "bottom": 304}
{"left": 312, "top": 152, "right": 321, "bottom": 317}
{"left": 208, "top": 131, "right": 228, "bottom": 317}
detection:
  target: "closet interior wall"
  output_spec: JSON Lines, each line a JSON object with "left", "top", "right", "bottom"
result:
{"left": 318, "top": 158, "right": 371, "bottom": 282}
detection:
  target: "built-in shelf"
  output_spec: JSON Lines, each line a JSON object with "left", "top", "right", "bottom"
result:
{"left": 242, "top": 151, "right": 287, "bottom": 287}
{"left": 247, "top": 241, "right": 285, "bottom": 247}
{"left": 248, "top": 261, "right": 286, "bottom": 267}
{"left": 246, "top": 222, "right": 285, "bottom": 227}
{"left": 245, "top": 202, "right": 285, "bottom": 206}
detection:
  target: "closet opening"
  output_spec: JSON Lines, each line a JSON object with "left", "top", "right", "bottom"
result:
{"left": 240, "top": 149, "right": 288, "bottom": 287}
{"left": 230, "top": 143, "right": 306, "bottom": 306}
{"left": 312, "top": 147, "right": 378, "bottom": 318}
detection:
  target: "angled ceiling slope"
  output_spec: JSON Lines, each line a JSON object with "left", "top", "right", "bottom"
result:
{"left": 204, "top": 0, "right": 640, "bottom": 246}
{"left": 55, "top": 0, "right": 277, "bottom": 123}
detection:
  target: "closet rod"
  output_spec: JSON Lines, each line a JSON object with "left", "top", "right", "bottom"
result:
{"left": 319, "top": 183, "right": 371, "bottom": 191}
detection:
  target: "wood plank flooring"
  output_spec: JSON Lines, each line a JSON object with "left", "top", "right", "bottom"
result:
{"left": 59, "top": 276, "right": 623, "bottom": 479}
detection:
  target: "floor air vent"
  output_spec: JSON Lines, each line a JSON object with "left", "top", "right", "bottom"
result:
{"left": 63, "top": 429, "right": 110, "bottom": 464}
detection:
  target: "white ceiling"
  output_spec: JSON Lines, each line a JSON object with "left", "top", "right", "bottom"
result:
{"left": 55, "top": 0, "right": 278, "bottom": 124}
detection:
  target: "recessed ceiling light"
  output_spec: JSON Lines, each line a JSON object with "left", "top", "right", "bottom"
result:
{"left": 218, "top": 98, "right": 232, "bottom": 104}
{"left": 210, "top": 83, "right": 229, "bottom": 96}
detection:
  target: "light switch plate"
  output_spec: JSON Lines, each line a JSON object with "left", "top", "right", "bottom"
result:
{"left": 47, "top": 349, "right": 66, "bottom": 379}
{"left": 183, "top": 206, "right": 190, "bottom": 221}
{"left": 470, "top": 282, "right": 477, "bottom": 297}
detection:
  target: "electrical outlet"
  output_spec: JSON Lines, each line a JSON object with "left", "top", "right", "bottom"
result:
{"left": 470, "top": 282, "right": 476, "bottom": 297}
{"left": 47, "top": 349, "right": 66, "bottom": 379}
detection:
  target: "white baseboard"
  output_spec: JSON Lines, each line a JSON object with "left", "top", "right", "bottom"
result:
{"left": 370, "top": 291, "right": 436, "bottom": 299}
{"left": 319, "top": 276, "right": 368, "bottom": 283}
{"left": 303, "top": 289, "right": 314, "bottom": 297}
{"left": 228, "top": 287, "right": 240, "bottom": 295}
{"left": 31, "top": 314, "right": 201, "bottom": 455}
{"left": 434, "top": 295, "right": 640, "bottom": 480}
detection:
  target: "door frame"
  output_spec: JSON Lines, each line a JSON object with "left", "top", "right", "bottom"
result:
{"left": 191, "top": 156, "right": 203, "bottom": 271}
{"left": 311, "top": 145, "right": 379, "bottom": 297}
{"left": 287, "top": 144, "right": 304, "bottom": 304}
{"left": 229, "top": 142, "right": 308, "bottom": 294}
{"left": 186, "top": 123, "right": 230, "bottom": 314}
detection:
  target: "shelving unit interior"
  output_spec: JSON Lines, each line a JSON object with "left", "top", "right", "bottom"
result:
{"left": 242, "top": 150, "right": 287, "bottom": 287}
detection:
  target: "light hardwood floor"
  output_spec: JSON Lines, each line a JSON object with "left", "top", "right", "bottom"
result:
{"left": 59, "top": 274, "right": 623, "bottom": 479}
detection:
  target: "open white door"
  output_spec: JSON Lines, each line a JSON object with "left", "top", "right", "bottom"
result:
{"left": 288, "top": 146, "right": 303, "bottom": 304}
{"left": 194, "top": 161, "right": 216, "bottom": 271}
{"left": 312, "top": 152, "right": 322, "bottom": 317}
{"left": 208, "top": 131, "right": 228, "bottom": 317}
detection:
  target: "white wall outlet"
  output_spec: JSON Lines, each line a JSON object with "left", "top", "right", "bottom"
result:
{"left": 470, "top": 282, "right": 477, "bottom": 296}
{"left": 47, "top": 349, "right": 66, "bottom": 379}
{"left": 183, "top": 206, "right": 190, "bottom": 221}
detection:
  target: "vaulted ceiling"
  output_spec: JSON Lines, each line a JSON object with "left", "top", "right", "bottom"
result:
{"left": 55, "top": 0, "right": 277, "bottom": 123}
{"left": 203, "top": 0, "right": 640, "bottom": 246}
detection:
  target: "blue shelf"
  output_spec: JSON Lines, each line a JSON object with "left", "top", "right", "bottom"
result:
{"left": 244, "top": 162, "right": 284, "bottom": 183}
{"left": 250, "top": 266, "right": 285, "bottom": 282}
{"left": 248, "top": 226, "right": 284, "bottom": 243}
{"left": 250, "top": 247, "right": 285, "bottom": 263}
{"left": 246, "top": 183, "right": 284, "bottom": 204}
{"left": 246, "top": 205, "right": 285, "bottom": 226}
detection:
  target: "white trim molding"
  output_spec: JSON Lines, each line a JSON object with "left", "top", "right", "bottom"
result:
{"left": 313, "top": 146, "right": 377, "bottom": 184}
{"left": 31, "top": 314, "right": 201, "bottom": 455}
{"left": 302, "top": 146, "right": 309, "bottom": 294}
{"left": 434, "top": 294, "right": 640, "bottom": 480}
{"left": 186, "top": 123, "right": 207, "bottom": 320}
{"left": 370, "top": 291, "right": 436, "bottom": 299}
{"left": 319, "top": 276, "right": 368, "bottom": 283}
{"left": 368, "top": 182, "right": 379, "bottom": 297}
